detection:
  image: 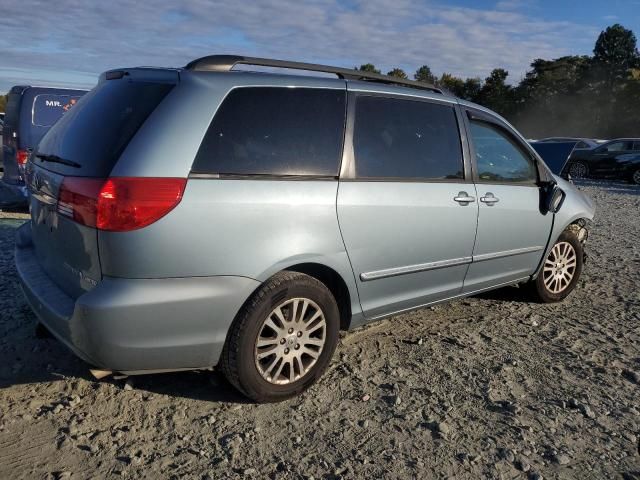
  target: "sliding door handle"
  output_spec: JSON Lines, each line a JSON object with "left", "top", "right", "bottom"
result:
{"left": 480, "top": 192, "right": 500, "bottom": 205}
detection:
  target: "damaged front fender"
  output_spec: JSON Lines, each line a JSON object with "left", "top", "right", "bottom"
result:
{"left": 532, "top": 176, "right": 595, "bottom": 280}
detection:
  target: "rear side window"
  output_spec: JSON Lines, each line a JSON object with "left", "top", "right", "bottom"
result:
{"left": 603, "top": 141, "right": 631, "bottom": 152}
{"left": 32, "top": 94, "right": 83, "bottom": 127}
{"left": 469, "top": 121, "right": 537, "bottom": 183}
{"left": 36, "top": 80, "right": 174, "bottom": 177}
{"left": 192, "top": 87, "right": 346, "bottom": 176}
{"left": 352, "top": 96, "right": 463, "bottom": 179}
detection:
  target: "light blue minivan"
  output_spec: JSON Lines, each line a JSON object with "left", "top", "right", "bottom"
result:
{"left": 16, "top": 56, "right": 594, "bottom": 402}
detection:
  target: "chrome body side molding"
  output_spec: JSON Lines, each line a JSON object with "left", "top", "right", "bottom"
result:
{"left": 360, "top": 256, "right": 472, "bottom": 282}
{"left": 472, "top": 245, "right": 544, "bottom": 262}
{"left": 360, "top": 246, "right": 544, "bottom": 282}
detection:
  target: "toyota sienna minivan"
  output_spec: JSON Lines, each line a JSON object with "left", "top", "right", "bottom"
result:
{"left": 16, "top": 56, "right": 594, "bottom": 402}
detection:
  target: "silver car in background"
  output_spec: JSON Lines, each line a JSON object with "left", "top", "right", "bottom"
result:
{"left": 15, "top": 56, "right": 595, "bottom": 402}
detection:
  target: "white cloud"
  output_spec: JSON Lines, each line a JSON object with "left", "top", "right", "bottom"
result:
{"left": 0, "top": 0, "right": 600, "bottom": 91}
{"left": 495, "top": 0, "right": 529, "bottom": 10}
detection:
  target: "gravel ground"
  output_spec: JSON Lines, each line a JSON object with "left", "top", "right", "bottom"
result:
{"left": 0, "top": 180, "right": 639, "bottom": 480}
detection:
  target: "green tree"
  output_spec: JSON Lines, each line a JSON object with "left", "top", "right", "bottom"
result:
{"left": 438, "top": 73, "right": 465, "bottom": 97}
{"left": 518, "top": 56, "right": 590, "bottom": 99}
{"left": 462, "top": 78, "right": 482, "bottom": 102}
{"left": 593, "top": 23, "right": 640, "bottom": 80}
{"left": 512, "top": 56, "right": 592, "bottom": 137}
{"left": 414, "top": 65, "right": 436, "bottom": 84}
{"left": 587, "top": 25, "right": 640, "bottom": 136}
{"left": 615, "top": 71, "right": 640, "bottom": 135}
{"left": 356, "top": 63, "right": 381, "bottom": 74}
{"left": 0, "top": 93, "right": 7, "bottom": 113}
{"left": 424, "top": 23, "right": 640, "bottom": 138}
{"left": 476, "top": 68, "right": 514, "bottom": 116}
{"left": 387, "top": 68, "right": 408, "bottom": 79}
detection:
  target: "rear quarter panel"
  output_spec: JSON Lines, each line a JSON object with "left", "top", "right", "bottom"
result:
{"left": 98, "top": 179, "right": 363, "bottom": 320}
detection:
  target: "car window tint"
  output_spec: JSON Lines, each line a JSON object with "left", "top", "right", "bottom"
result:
{"left": 352, "top": 96, "right": 463, "bottom": 179}
{"left": 604, "top": 141, "right": 629, "bottom": 152}
{"left": 576, "top": 141, "right": 588, "bottom": 148}
{"left": 32, "top": 95, "right": 83, "bottom": 127}
{"left": 193, "top": 87, "right": 346, "bottom": 176}
{"left": 634, "top": 141, "right": 640, "bottom": 151}
{"left": 469, "top": 120, "right": 537, "bottom": 183}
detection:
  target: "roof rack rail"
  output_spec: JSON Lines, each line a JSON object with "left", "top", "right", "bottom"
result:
{"left": 184, "top": 55, "right": 442, "bottom": 94}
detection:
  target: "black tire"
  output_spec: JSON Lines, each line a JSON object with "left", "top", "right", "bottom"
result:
{"left": 528, "top": 229, "right": 584, "bottom": 303}
{"left": 630, "top": 168, "right": 640, "bottom": 185}
{"left": 568, "top": 161, "right": 589, "bottom": 179}
{"left": 220, "top": 271, "right": 340, "bottom": 403}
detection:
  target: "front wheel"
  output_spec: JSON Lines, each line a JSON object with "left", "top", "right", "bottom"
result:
{"left": 220, "top": 271, "right": 340, "bottom": 403}
{"left": 568, "top": 161, "right": 589, "bottom": 179}
{"left": 529, "top": 230, "right": 584, "bottom": 303}
{"left": 631, "top": 168, "right": 640, "bottom": 185}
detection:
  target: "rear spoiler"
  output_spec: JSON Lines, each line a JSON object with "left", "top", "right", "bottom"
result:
{"left": 100, "top": 68, "right": 180, "bottom": 85}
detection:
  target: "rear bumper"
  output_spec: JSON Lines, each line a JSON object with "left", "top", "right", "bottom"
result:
{"left": 15, "top": 223, "right": 260, "bottom": 372}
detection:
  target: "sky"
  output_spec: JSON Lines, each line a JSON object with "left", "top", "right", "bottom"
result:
{"left": 1, "top": 0, "right": 640, "bottom": 93}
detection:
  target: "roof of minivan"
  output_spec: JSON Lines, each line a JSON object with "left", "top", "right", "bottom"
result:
{"left": 110, "top": 65, "right": 514, "bottom": 129}
{"left": 184, "top": 54, "right": 443, "bottom": 94}
{"left": 107, "top": 63, "right": 462, "bottom": 106}
{"left": 176, "top": 66, "right": 518, "bottom": 130}
{"left": 178, "top": 67, "right": 454, "bottom": 102}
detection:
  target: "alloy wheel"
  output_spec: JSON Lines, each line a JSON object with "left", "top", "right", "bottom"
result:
{"left": 633, "top": 170, "right": 640, "bottom": 185}
{"left": 254, "top": 298, "right": 326, "bottom": 385}
{"left": 543, "top": 241, "right": 577, "bottom": 294}
{"left": 569, "top": 162, "right": 587, "bottom": 178}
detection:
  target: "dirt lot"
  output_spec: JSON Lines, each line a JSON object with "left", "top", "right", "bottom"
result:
{"left": 0, "top": 180, "right": 639, "bottom": 480}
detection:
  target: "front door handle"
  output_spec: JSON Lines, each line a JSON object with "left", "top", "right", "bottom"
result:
{"left": 454, "top": 192, "right": 476, "bottom": 205}
{"left": 480, "top": 192, "right": 500, "bottom": 205}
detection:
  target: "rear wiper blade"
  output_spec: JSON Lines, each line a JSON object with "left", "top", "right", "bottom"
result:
{"left": 35, "top": 154, "right": 81, "bottom": 168}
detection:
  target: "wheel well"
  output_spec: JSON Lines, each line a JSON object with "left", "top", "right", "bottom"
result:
{"left": 286, "top": 263, "right": 352, "bottom": 331}
{"left": 567, "top": 218, "right": 589, "bottom": 243}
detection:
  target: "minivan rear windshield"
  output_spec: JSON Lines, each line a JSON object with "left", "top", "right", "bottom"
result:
{"left": 35, "top": 80, "right": 174, "bottom": 177}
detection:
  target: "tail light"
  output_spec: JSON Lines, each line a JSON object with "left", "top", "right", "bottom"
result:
{"left": 57, "top": 177, "right": 186, "bottom": 232}
{"left": 16, "top": 149, "right": 30, "bottom": 166}
{"left": 17, "top": 149, "right": 30, "bottom": 175}
{"left": 57, "top": 178, "right": 104, "bottom": 227}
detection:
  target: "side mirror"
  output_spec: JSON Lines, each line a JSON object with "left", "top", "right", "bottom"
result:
{"left": 547, "top": 185, "right": 565, "bottom": 213}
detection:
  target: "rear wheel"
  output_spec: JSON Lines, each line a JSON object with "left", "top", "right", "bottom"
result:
{"left": 631, "top": 168, "right": 640, "bottom": 185}
{"left": 529, "top": 230, "right": 583, "bottom": 303}
{"left": 220, "top": 271, "right": 339, "bottom": 402}
{"left": 568, "top": 161, "right": 588, "bottom": 179}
